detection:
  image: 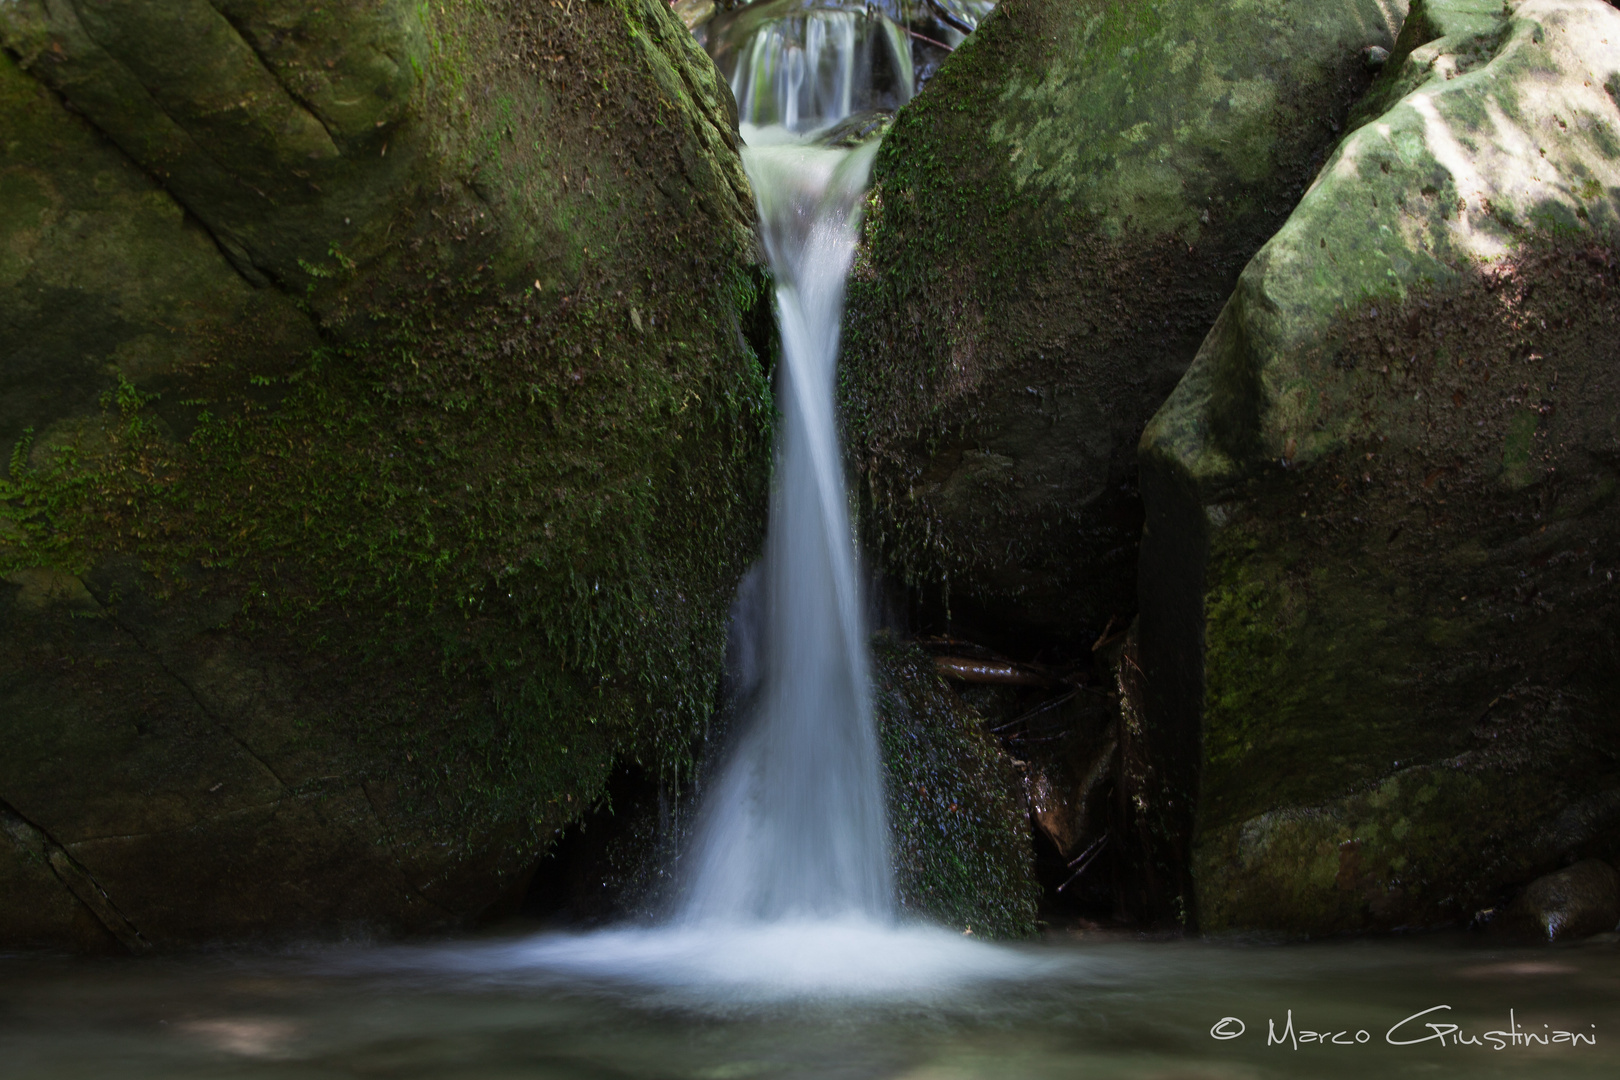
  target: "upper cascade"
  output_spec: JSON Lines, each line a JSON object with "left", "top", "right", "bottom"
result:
{"left": 729, "top": 3, "right": 912, "bottom": 131}
{"left": 689, "top": 0, "right": 996, "bottom": 134}
{"left": 691, "top": 0, "right": 994, "bottom": 135}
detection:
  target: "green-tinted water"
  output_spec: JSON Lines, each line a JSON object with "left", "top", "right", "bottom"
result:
{"left": 4, "top": 931, "right": 1616, "bottom": 1078}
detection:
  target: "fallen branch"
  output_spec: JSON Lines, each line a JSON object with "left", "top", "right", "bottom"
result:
{"left": 1057, "top": 833, "right": 1110, "bottom": 893}
{"left": 1090, "top": 614, "right": 1123, "bottom": 652}
{"left": 902, "top": 25, "right": 954, "bottom": 50}
{"left": 922, "top": 0, "right": 975, "bottom": 36}
{"left": 989, "top": 687, "right": 1080, "bottom": 732}
{"left": 934, "top": 656, "right": 1051, "bottom": 686}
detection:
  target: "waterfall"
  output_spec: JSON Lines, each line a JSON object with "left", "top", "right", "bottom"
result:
{"left": 728, "top": 7, "right": 913, "bottom": 132}
{"left": 679, "top": 129, "right": 890, "bottom": 922}
{"left": 434, "top": 2, "right": 1037, "bottom": 999}
{"left": 671, "top": 1, "right": 917, "bottom": 927}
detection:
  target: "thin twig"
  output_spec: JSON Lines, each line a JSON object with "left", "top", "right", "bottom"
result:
{"left": 1066, "top": 832, "right": 1109, "bottom": 869}
{"left": 1057, "top": 833, "right": 1110, "bottom": 893}
{"left": 923, "top": 0, "right": 975, "bottom": 35}
{"left": 903, "top": 25, "right": 954, "bottom": 50}
{"left": 988, "top": 687, "right": 1080, "bottom": 733}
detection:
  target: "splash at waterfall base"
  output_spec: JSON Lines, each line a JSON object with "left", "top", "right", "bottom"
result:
{"left": 490, "top": 917, "right": 1045, "bottom": 1001}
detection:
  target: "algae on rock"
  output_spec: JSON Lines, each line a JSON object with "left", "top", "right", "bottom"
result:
{"left": 0, "top": 0, "right": 769, "bottom": 949}
{"left": 1137, "top": 0, "right": 1620, "bottom": 934}
{"left": 874, "top": 636, "right": 1040, "bottom": 937}
{"left": 843, "top": 0, "right": 1406, "bottom": 643}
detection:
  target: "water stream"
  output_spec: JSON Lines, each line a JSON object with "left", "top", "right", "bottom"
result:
{"left": 678, "top": 127, "right": 888, "bottom": 925}
{"left": 674, "top": 0, "right": 917, "bottom": 932}
{"left": 480, "top": 3, "right": 1014, "bottom": 994}
{"left": 6, "top": 9, "right": 1620, "bottom": 1078}
{"left": 726, "top": 5, "right": 912, "bottom": 130}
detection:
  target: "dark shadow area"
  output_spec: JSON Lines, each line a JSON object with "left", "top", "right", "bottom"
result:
{"left": 1030, "top": 814, "right": 1118, "bottom": 927}
{"left": 902, "top": 610, "right": 1128, "bottom": 927}
{"left": 519, "top": 763, "right": 672, "bottom": 928}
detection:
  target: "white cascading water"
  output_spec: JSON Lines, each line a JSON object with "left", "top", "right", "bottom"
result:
{"left": 673, "top": 1, "right": 922, "bottom": 925}
{"left": 674, "top": 5, "right": 912, "bottom": 925}
{"left": 728, "top": 7, "right": 913, "bottom": 131}
{"left": 678, "top": 129, "right": 890, "bottom": 923}
{"left": 437, "top": 4, "right": 1043, "bottom": 1000}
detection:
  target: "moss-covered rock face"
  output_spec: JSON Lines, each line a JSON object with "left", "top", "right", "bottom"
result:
{"left": 1138, "top": 0, "right": 1620, "bottom": 934}
{"left": 0, "top": 0, "right": 770, "bottom": 949}
{"left": 843, "top": 0, "right": 1405, "bottom": 642}
{"left": 874, "top": 636, "right": 1040, "bottom": 937}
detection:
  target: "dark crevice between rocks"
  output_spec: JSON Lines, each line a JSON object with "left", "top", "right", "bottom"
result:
{"left": 203, "top": 0, "right": 345, "bottom": 151}
{"left": 739, "top": 263, "right": 779, "bottom": 383}
{"left": 1029, "top": 812, "right": 1116, "bottom": 928}
{"left": 908, "top": 616, "right": 1137, "bottom": 929}
{"left": 519, "top": 762, "right": 675, "bottom": 928}
{"left": 1128, "top": 459, "right": 1208, "bottom": 931}
{"left": 0, "top": 797, "right": 151, "bottom": 953}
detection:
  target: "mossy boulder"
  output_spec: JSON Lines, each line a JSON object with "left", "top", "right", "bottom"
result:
{"left": 874, "top": 635, "right": 1040, "bottom": 937}
{"left": 0, "top": 0, "right": 770, "bottom": 949}
{"left": 842, "top": 0, "right": 1406, "bottom": 642}
{"left": 1137, "top": 0, "right": 1620, "bottom": 934}
{"left": 1504, "top": 859, "right": 1620, "bottom": 942}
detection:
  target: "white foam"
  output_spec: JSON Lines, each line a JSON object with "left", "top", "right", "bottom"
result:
{"left": 418, "top": 919, "right": 1065, "bottom": 1004}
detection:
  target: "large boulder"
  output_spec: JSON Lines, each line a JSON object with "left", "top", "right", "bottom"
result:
{"left": 1137, "top": 0, "right": 1620, "bottom": 933}
{"left": 0, "top": 0, "right": 770, "bottom": 948}
{"left": 842, "top": 0, "right": 1407, "bottom": 644}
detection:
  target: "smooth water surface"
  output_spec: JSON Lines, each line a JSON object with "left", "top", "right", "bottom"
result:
{"left": 4, "top": 933, "right": 1617, "bottom": 1078}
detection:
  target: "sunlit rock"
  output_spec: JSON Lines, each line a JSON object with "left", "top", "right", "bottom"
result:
{"left": 1137, "top": 0, "right": 1620, "bottom": 933}
{"left": 843, "top": 0, "right": 1407, "bottom": 645}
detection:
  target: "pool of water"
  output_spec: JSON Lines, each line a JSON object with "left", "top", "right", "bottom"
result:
{"left": 4, "top": 926, "right": 1616, "bottom": 1079}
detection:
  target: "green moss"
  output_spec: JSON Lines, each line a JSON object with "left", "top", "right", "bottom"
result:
{"left": 1140, "top": 0, "right": 1620, "bottom": 933}
{"left": 842, "top": 0, "right": 1404, "bottom": 638}
{"left": 1195, "top": 760, "right": 1573, "bottom": 934}
{"left": 0, "top": 0, "right": 770, "bottom": 873}
{"left": 874, "top": 635, "right": 1039, "bottom": 938}
{"left": 1196, "top": 499, "right": 1490, "bottom": 836}
{"left": 1500, "top": 407, "right": 1539, "bottom": 489}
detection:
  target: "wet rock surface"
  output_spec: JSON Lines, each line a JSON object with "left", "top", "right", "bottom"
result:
{"left": 1137, "top": 0, "right": 1620, "bottom": 933}
{"left": 0, "top": 0, "right": 770, "bottom": 948}
{"left": 873, "top": 635, "right": 1041, "bottom": 937}
{"left": 843, "top": 0, "right": 1407, "bottom": 645}
{"left": 1505, "top": 859, "right": 1620, "bottom": 942}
